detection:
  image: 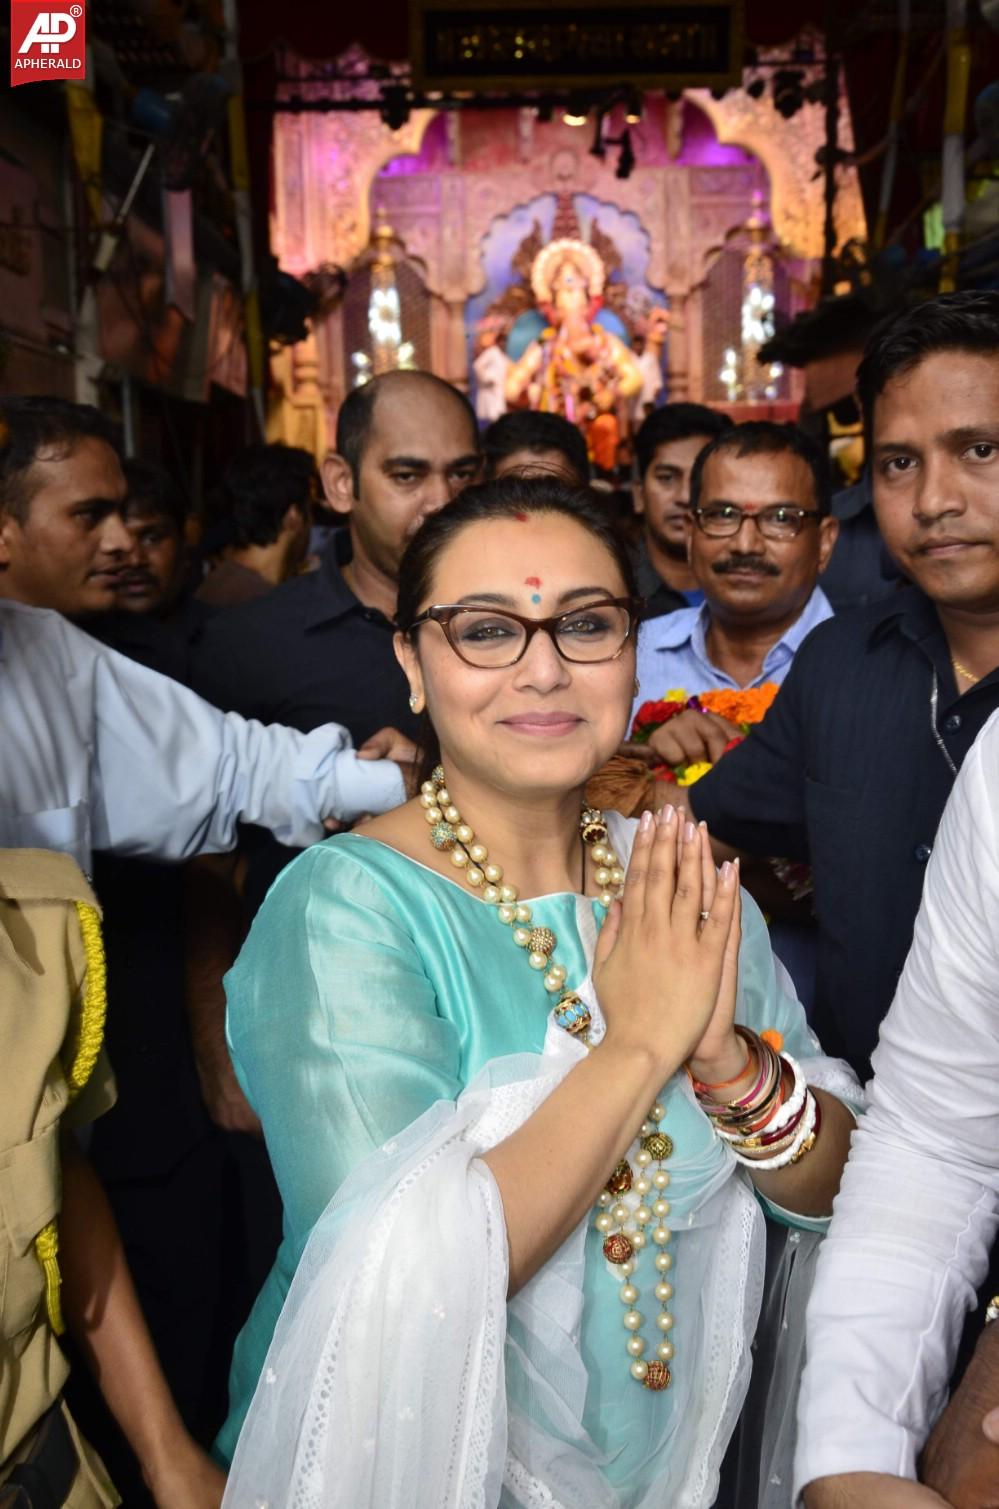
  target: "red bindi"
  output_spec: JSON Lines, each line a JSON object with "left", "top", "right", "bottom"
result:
{"left": 524, "top": 576, "right": 542, "bottom": 587}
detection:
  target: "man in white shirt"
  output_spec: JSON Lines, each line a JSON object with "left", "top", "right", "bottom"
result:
{"left": 797, "top": 709, "right": 999, "bottom": 1507}
{"left": 0, "top": 396, "right": 409, "bottom": 872}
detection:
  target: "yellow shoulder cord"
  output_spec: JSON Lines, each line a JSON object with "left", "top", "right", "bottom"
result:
{"left": 34, "top": 900, "right": 108, "bottom": 1335}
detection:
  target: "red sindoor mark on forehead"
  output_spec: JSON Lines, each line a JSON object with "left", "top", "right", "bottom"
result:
{"left": 513, "top": 511, "right": 529, "bottom": 521}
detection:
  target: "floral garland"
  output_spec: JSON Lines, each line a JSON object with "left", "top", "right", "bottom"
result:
{"left": 629, "top": 684, "right": 780, "bottom": 787}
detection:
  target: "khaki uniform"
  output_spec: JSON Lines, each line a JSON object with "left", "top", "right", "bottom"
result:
{"left": 0, "top": 850, "right": 118, "bottom": 1505}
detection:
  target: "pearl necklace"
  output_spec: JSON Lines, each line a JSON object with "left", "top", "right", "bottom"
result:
{"left": 421, "top": 766, "right": 676, "bottom": 1390}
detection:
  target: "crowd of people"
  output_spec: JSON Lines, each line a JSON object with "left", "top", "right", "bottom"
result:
{"left": 2, "top": 288, "right": 998, "bottom": 1509}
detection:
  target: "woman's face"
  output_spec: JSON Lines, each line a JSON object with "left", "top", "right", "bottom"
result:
{"left": 397, "top": 513, "right": 636, "bottom": 801}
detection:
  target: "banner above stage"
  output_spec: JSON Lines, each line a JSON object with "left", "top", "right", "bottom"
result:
{"left": 410, "top": 0, "right": 745, "bottom": 91}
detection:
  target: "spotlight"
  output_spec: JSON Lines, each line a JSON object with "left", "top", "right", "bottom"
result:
{"left": 772, "top": 69, "right": 805, "bottom": 120}
{"left": 624, "top": 87, "right": 643, "bottom": 124}
{"left": 380, "top": 85, "right": 410, "bottom": 131}
{"left": 615, "top": 128, "right": 635, "bottom": 179}
{"left": 562, "top": 92, "right": 589, "bottom": 126}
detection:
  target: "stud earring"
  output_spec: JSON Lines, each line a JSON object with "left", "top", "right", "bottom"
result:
{"left": 409, "top": 693, "right": 423, "bottom": 712}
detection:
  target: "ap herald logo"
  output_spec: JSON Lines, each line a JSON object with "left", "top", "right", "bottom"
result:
{"left": 10, "top": 2, "right": 86, "bottom": 86}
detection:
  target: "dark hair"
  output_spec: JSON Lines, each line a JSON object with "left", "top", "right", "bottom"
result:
{"left": 856, "top": 291, "right": 999, "bottom": 429}
{"left": 634, "top": 403, "right": 733, "bottom": 480}
{"left": 122, "top": 458, "right": 188, "bottom": 534}
{"left": 396, "top": 474, "right": 639, "bottom": 780}
{"left": 689, "top": 421, "right": 832, "bottom": 516}
{"left": 0, "top": 396, "right": 120, "bottom": 522}
{"left": 219, "top": 443, "right": 317, "bottom": 548}
{"left": 336, "top": 372, "right": 478, "bottom": 494}
{"left": 482, "top": 410, "right": 590, "bottom": 485}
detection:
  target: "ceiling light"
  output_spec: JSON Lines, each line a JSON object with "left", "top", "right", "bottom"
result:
{"left": 562, "top": 92, "right": 589, "bottom": 126}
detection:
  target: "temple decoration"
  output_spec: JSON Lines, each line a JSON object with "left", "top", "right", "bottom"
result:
{"left": 342, "top": 214, "right": 430, "bottom": 392}
{"left": 718, "top": 201, "right": 784, "bottom": 402}
{"left": 352, "top": 216, "right": 415, "bottom": 386}
{"left": 505, "top": 229, "right": 642, "bottom": 467}
{"left": 266, "top": 42, "right": 868, "bottom": 445}
{"left": 704, "top": 199, "right": 789, "bottom": 407}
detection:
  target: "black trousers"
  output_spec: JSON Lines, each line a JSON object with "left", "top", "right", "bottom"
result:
{"left": 66, "top": 1132, "right": 282, "bottom": 1506}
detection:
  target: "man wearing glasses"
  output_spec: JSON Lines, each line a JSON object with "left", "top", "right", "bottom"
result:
{"left": 632, "top": 421, "right": 838, "bottom": 735}
{"left": 630, "top": 421, "right": 837, "bottom": 1010}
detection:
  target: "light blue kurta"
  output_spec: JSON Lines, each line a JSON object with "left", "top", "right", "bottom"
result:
{"left": 217, "top": 830, "right": 843, "bottom": 1496}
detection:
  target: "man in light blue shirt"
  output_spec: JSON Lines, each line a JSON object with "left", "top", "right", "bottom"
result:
{"left": 0, "top": 396, "right": 410, "bottom": 872}
{"left": 633, "top": 421, "right": 839, "bottom": 749}
{"left": 630, "top": 421, "right": 838, "bottom": 1013}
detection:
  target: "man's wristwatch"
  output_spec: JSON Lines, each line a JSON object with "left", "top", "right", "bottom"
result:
{"left": 986, "top": 1295, "right": 999, "bottom": 1324}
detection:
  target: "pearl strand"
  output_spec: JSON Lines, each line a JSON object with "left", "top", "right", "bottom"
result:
{"left": 595, "top": 1105, "right": 676, "bottom": 1388}
{"left": 421, "top": 767, "right": 673, "bottom": 1388}
{"left": 420, "top": 769, "right": 626, "bottom": 1009}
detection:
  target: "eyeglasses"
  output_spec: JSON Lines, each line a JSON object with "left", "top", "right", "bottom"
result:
{"left": 406, "top": 598, "right": 640, "bottom": 668}
{"left": 693, "top": 504, "right": 822, "bottom": 541}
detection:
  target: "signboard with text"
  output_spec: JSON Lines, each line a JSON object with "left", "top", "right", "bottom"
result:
{"left": 411, "top": 0, "right": 743, "bottom": 91}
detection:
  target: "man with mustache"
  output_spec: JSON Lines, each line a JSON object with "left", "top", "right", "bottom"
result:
{"left": 631, "top": 422, "right": 837, "bottom": 1008}
{"left": 632, "top": 421, "right": 838, "bottom": 737}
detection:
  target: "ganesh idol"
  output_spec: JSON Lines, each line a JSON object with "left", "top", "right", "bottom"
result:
{"left": 505, "top": 238, "right": 643, "bottom": 471}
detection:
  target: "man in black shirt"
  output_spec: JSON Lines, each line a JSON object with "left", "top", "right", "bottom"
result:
{"left": 691, "top": 290, "right": 999, "bottom": 1078}
{"left": 190, "top": 368, "right": 481, "bottom": 1027}
{"left": 632, "top": 403, "right": 734, "bottom": 617}
{"left": 193, "top": 370, "right": 480, "bottom": 744}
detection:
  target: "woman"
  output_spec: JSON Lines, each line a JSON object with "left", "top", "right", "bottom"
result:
{"left": 218, "top": 477, "right": 860, "bottom": 1507}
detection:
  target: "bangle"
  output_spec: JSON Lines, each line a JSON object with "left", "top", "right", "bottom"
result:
{"left": 688, "top": 1026, "right": 758, "bottom": 1091}
{"left": 699, "top": 1040, "right": 783, "bottom": 1133}
{"left": 730, "top": 1089, "right": 818, "bottom": 1170}
{"left": 789, "top": 1093, "right": 822, "bottom": 1165}
{"left": 767, "top": 1054, "right": 807, "bottom": 1132}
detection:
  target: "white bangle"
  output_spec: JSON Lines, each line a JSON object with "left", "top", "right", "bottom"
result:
{"left": 729, "top": 1089, "right": 817, "bottom": 1170}
{"left": 768, "top": 1053, "right": 807, "bottom": 1133}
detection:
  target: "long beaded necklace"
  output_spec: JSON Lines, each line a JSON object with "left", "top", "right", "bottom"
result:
{"left": 421, "top": 766, "right": 676, "bottom": 1390}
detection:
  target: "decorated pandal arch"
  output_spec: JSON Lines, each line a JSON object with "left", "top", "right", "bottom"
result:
{"left": 267, "top": 47, "right": 867, "bottom": 465}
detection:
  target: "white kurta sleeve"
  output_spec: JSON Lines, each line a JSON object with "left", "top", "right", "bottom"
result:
{"left": 86, "top": 634, "right": 405, "bottom": 856}
{"left": 794, "top": 710, "right": 999, "bottom": 1494}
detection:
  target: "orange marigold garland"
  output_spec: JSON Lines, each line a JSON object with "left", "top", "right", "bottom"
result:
{"left": 628, "top": 684, "right": 779, "bottom": 787}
